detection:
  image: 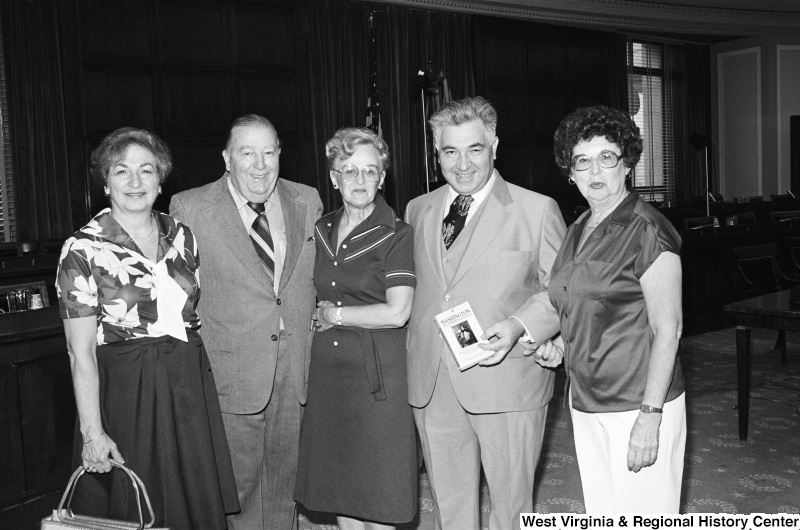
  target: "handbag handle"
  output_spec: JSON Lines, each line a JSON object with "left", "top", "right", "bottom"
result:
{"left": 56, "top": 459, "right": 156, "bottom": 529}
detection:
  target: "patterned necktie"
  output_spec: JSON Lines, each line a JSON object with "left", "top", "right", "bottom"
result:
{"left": 247, "top": 202, "right": 275, "bottom": 283}
{"left": 442, "top": 194, "right": 474, "bottom": 250}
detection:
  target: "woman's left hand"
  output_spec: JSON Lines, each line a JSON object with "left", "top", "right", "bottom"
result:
{"left": 627, "top": 412, "right": 661, "bottom": 472}
{"left": 313, "top": 300, "right": 336, "bottom": 332}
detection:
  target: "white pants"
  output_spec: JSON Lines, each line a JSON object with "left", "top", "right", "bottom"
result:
{"left": 570, "top": 393, "right": 686, "bottom": 514}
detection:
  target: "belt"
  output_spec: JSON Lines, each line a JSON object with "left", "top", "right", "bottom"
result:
{"left": 336, "top": 326, "right": 401, "bottom": 401}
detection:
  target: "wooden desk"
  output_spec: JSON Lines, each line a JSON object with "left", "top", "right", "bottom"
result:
{"left": 722, "top": 289, "right": 800, "bottom": 441}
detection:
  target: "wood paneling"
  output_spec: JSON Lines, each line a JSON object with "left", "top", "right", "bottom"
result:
{"left": 476, "top": 18, "right": 615, "bottom": 208}
{"left": 82, "top": 70, "right": 157, "bottom": 132}
{"left": 157, "top": 1, "right": 229, "bottom": 67}
{"left": 60, "top": 0, "right": 312, "bottom": 220}
{"left": 162, "top": 70, "right": 232, "bottom": 135}
{"left": 235, "top": 75, "right": 298, "bottom": 136}
{"left": 80, "top": 0, "right": 152, "bottom": 59}
{"left": 231, "top": 5, "right": 295, "bottom": 69}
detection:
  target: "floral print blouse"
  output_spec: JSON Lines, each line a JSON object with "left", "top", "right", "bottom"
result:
{"left": 56, "top": 208, "right": 200, "bottom": 346}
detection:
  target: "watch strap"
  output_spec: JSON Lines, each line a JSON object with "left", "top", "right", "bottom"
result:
{"left": 640, "top": 404, "right": 663, "bottom": 414}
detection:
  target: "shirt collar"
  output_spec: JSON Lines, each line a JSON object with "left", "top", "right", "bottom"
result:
{"left": 316, "top": 194, "right": 398, "bottom": 240}
{"left": 603, "top": 189, "right": 639, "bottom": 227}
{"left": 81, "top": 208, "right": 176, "bottom": 257}
{"left": 445, "top": 169, "right": 497, "bottom": 206}
{"left": 226, "top": 173, "right": 280, "bottom": 211}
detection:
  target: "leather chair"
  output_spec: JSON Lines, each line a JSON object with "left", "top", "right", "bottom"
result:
{"left": 732, "top": 243, "right": 799, "bottom": 365}
{"left": 683, "top": 216, "right": 717, "bottom": 230}
{"left": 770, "top": 210, "right": 800, "bottom": 222}
{"left": 727, "top": 212, "right": 756, "bottom": 225}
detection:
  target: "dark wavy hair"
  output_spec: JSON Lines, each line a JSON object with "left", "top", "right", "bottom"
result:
{"left": 325, "top": 127, "right": 390, "bottom": 171}
{"left": 553, "top": 106, "right": 642, "bottom": 177}
{"left": 90, "top": 127, "right": 173, "bottom": 187}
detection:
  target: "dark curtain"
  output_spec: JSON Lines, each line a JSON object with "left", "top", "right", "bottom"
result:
{"left": 602, "top": 34, "right": 629, "bottom": 111}
{"left": 684, "top": 44, "right": 712, "bottom": 201}
{"left": 306, "top": 0, "right": 475, "bottom": 215}
{"left": 1, "top": 0, "right": 72, "bottom": 241}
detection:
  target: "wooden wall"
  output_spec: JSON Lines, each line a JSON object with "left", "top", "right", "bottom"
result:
{"left": 474, "top": 17, "right": 620, "bottom": 210}
{"left": 57, "top": 0, "right": 313, "bottom": 220}
{"left": 1, "top": 0, "right": 684, "bottom": 236}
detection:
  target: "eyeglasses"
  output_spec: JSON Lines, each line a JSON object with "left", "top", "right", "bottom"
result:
{"left": 332, "top": 164, "right": 382, "bottom": 182}
{"left": 571, "top": 151, "right": 623, "bottom": 171}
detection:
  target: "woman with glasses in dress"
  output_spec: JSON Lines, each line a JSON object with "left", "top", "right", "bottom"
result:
{"left": 532, "top": 106, "right": 686, "bottom": 513}
{"left": 295, "top": 128, "right": 417, "bottom": 529}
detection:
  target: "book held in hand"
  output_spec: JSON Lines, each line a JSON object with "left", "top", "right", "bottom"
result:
{"left": 435, "top": 301, "right": 492, "bottom": 371}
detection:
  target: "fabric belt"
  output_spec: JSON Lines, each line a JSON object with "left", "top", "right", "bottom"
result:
{"left": 336, "top": 325, "right": 399, "bottom": 401}
{"left": 97, "top": 330, "right": 203, "bottom": 389}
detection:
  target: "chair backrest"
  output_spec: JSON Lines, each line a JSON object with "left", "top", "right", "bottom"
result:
{"left": 40, "top": 240, "right": 65, "bottom": 255}
{"left": 683, "top": 216, "right": 716, "bottom": 230}
{"left": 770, "top": 210, "right": 800, "bottom": 222}
{"left": 18, "top": 241, "right": 39, "bottom": 255}
{"left": 731, "top": 243, "right": 784, "bottom": 297}
{"left": 0, "top": 242, "right": 20, "bottom": 258}
{"left": 728, "top": 212, "right": 756, "bottom": 225}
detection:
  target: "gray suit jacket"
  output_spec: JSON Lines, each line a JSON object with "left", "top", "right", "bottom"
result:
{"left": 170, "top": 175, "right": 323, "bottom": 414}
{"left": 405, "top": 172, "right": 566, "bottom": 413}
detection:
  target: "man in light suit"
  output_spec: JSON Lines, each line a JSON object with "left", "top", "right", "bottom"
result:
{"left": 405, "top": 97, "right": 566, "bottom": 530}
{"left": 170, "top": 115, "right": 322, "bottom": 529}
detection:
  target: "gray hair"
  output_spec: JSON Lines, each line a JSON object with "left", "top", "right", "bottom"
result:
{"left": 325, "top": 127, "right": 390, "bottom": 171}
{"left": 225, "top": 114, "right": 281, "bottom": 152}
{"left": 429, "top": 96, "right": 498, "bottom": 145}
{"left": 90, "top": 127, "right": 172, "bottom": 187}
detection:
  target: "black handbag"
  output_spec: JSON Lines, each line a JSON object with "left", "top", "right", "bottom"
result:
{"left": 40, "top": 460, "right": 168, "bottom": 529}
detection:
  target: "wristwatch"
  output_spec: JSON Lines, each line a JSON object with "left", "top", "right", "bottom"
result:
{"left": 640, "top": 404, "right": 663, "bottom": 414}
{"left": 334, "top": 307, "right": 342, "bottom": 325}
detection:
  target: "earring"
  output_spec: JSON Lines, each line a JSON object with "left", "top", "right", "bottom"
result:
{"left": 158, "top": 187, "right": 162, "bottom": 195}
{"left": 333, "top": 185, "right": 339, "bottom": 190}
{"left": 568, "top": 177, "right": 576, "bottom": 185}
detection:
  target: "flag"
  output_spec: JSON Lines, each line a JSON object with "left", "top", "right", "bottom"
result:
{"left": 365, "top": 13, "right": 381, "bottom": 136}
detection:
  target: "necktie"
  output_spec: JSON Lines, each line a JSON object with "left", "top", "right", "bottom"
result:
{"left": 247, "top": 202, "right": 275, "bottom": 283}
{"left": 442, "top": 194, "right": 474, "bottom": 250}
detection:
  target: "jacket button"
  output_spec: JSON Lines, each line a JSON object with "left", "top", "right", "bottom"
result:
{"left": 271, "top": 334, "right": 278, "bottom": 341}
{"left": 444, "top": 294, "right": 451, "bottom": 301}
{"left": 276, "top": 298, "right": 282, "bottom": 305}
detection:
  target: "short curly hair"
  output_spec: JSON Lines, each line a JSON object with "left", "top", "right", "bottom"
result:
{"left": 325, "top": 127, "right": 390, "bottom": 171}
{"left": 553, "top": 106, "right": 642, "bottom": 177}
{"left": 90, "top": 127, "right": 173, "bottom": 187}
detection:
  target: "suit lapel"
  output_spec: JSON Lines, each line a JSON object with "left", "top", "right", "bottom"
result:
{"left": 421, "top": 187, "right": 449, "bottom": 287}
{"left": 448, "top": 175, "right": 511, "bottom": 289}
{"left": 277, "top": 180, "right": 307, "bottom": 296}
{"left": 208, "top": 176, "right": 274, "bottom": 289}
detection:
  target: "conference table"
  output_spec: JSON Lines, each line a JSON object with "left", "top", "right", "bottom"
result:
{"left": 722, "top": 289, "right": 799, "bottom": 440}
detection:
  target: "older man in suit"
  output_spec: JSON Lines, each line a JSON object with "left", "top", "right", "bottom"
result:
{"left": 170, "top": 114, "right": 322, "bottom": 530}
{"left": 405, "top": 97, "right": 566, "bottom": 530}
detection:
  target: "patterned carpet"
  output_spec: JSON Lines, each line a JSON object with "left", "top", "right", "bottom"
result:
{"left": 299, "top": 327, "right": 800, "bottom": 528}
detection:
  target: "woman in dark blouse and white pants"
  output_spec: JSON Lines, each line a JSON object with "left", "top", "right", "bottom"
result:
{"left": 532, "top": 106, "right": 686, "bottom": 513}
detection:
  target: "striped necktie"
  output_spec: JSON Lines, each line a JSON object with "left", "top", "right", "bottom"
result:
{"left": 442, "top": 194, "right": 474, "bottom": 250}
{"left": 247, "top": 201, "right": 275, "bottom": 283}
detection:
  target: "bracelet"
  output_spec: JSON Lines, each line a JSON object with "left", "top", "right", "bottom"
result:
{"left": 335, "top": 307, "right": 342, "bottom": 325}
{"left": 639, "top": 404, "right": 663, "bottom": 414}
{"left": 82, "top": 431, "right": 105, "bottom": 444}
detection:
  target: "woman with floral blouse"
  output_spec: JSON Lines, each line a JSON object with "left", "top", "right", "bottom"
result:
{"left": 56, "top": 128, "right": 238, "bottom": 528}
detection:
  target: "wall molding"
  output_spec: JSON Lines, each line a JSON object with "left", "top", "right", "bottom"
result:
{"left": 371, "top": 0, "right": 800, "bottom": 39}
{"left": 777, "top": 45, "right": 800, "bottom": 194}
{"left": 718, "top": 47, "right": 762, "bottom": 198}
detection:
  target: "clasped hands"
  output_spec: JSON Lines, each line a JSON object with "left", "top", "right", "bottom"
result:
{"left": 311, "top": 300, "right": 336, "bottom": 332}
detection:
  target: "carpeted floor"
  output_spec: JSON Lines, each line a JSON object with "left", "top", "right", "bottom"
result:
{"left": 299, "top": 327, "right": 800, "bottom": 528}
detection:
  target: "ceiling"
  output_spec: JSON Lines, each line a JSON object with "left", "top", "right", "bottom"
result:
{"left": 374, "top": 0, "right": 800, "bottom": 43}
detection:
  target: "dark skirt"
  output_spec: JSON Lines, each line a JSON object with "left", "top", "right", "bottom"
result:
{"left": 70, "top": 330, "right": 239, "bottom": 529}
{"left": 294, "top": 326, "right": 417, "bottom": 523}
